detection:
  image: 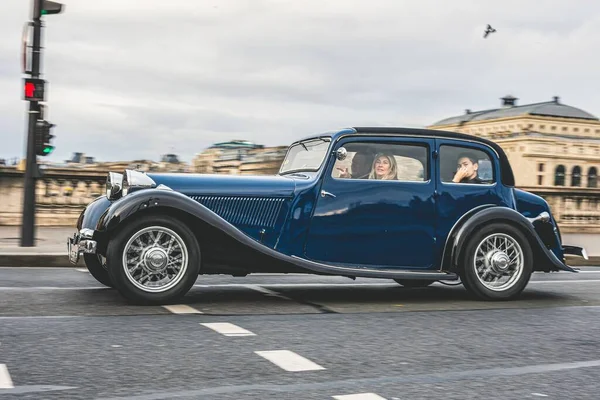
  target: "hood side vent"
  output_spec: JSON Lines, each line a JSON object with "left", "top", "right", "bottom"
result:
{"left": 189, "top": 196, "right": 285, "bottom": 228}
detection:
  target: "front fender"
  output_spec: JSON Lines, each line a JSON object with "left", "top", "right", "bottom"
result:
{"left": 96, "top": 188, "right": 222, "bottom": 233}
{"left": 77, "top": 195, "right": 112, "bottom": 231}
{"left": 451, "top": 206, "right": 577, "bottom": 273}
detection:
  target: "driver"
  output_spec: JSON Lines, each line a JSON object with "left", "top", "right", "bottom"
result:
{"left": 337, "top": 151, "right": 373, "bottom": 179}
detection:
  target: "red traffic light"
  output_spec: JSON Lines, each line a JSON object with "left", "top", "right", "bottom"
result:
{"left": 23, "top": 78, "right": 45, "bottom": 101}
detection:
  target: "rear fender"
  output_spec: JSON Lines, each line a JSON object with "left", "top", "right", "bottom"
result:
{"left": 449, "top": 206, "right": 577, "bottom": 273}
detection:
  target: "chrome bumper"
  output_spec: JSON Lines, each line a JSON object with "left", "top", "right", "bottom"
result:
{"left": 563, "top": 245, "right": 589, "bottom": 260}
{"left": 67, "top": 228, "right": 97, "bottom": 265}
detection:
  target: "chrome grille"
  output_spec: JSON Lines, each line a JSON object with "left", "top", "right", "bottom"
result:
{"left": 189, "top": 196, "right": 285, "bottom": 228}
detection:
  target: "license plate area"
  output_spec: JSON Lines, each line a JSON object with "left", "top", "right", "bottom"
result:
{"left": 68, "top": 238, "right": 80, "bottom": 265}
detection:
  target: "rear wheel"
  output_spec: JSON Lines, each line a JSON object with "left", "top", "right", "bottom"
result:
{"left": 83, "top": 253, "right": 113, "bottom": 288}
{"left": 460, "top": 222, "right": 533, "bottom": 300}
{"left": 394, "top": 279, "right": 435, "bottom": 288}
{"left": 106, "top": 215, "right": 201, "bottom": 305}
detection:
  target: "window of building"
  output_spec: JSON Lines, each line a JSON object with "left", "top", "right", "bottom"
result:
{"left": 554, "top": 165, "right": 566, "bottom": 186}
{"left": 574, "top": 128, "right": 579, "bottom": 132}
{"left": 571, "top": 166, "right": 582, "bottom": 187}
{"left": 538, "top": 176, "right": 543, "bottom": 185}
{"left": 589, "top": 167, "right": 598, "bottom": 188}
{"left": 596, "top": 129, "right": 600, "bottom": 134}
{"left": 563, "top": 127, "right": 568, "bottom": 132}
{"left": 585, "top": 128, "right": 590, "bottom": 133}
{"left": 538, "top": 163, "right": 545, "bottom": 172}
{"left": 540, "top": 125, "right": 545, "bottom": 129}
{"left": 439, "top": 145, "right": 494, "bottom": 184}
{"left": 331, "top": 142, "right": 428, "bottom": 181}
{"left": 551, "top": 126, "right": 556, "bottom": 131}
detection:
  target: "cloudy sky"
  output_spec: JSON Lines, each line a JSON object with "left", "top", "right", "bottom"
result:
{"left": 1, "top": 0, "right": 599, "bottom": 163}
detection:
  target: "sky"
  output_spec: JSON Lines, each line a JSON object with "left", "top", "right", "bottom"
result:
{"left": 1, "top": 0, "right": 599, "bottom": 163}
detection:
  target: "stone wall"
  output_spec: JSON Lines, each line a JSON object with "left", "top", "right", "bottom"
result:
{"left": 0, "top": 167, "right": 106, "bottom": 227}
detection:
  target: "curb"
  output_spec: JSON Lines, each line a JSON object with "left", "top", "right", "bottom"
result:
{"left": 0, "top": 254, "right": 598, "bottom": 268}
{"left": 0, "top": 254, "right": 76, "bottom": 268}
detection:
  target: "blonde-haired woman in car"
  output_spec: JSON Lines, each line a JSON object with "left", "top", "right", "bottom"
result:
{"left": 368, "top": 153, "right": 398, "bottom": 180}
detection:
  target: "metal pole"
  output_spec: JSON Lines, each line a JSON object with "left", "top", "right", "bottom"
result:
{"left": 20, "top": 0, "right": 43, "bottom": 247}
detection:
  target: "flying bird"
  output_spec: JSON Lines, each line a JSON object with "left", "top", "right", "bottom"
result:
{"left": 484, "top": 24, "right": 496, "bottom": 38}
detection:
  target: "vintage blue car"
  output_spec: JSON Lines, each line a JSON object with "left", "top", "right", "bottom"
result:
{"left": 68, "top": 127, "right": 587, "bottom": 304}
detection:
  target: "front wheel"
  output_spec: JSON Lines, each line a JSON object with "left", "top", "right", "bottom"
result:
{"left": 460, "top": 223, "right": 533, "bottom": 301}
{"left": 106, "top": 215, "right": 201, "bottom": 305}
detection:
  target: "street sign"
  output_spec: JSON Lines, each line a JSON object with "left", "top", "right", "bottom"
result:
{"left": 23, "top": 78, "right": 45, "bottom": 101}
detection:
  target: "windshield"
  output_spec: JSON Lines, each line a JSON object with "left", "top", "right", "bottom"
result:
{"left": 279, "top": 138, "right": 331, "bottom": 174}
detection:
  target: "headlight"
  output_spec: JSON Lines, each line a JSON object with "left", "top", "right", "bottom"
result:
{"left": 105, "top": 172, "right": 123, "bottom": 200}
{"left": 121, "top": 169, "right": 156, "bottom": 196}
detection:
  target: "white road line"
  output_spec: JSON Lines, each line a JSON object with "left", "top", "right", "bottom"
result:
{"left": 200, "top": 322, "right": 256, "bottom": 337}
{"left": 75, "top": 268, "right": 89, "bottom": 273}
{"left": 162, "top": 305, "right": 203, "bottom": 314}
{"left": 333, "top": 394, "right": 387, "bottom": 400}
{"left": 243, "top": 284, "right": 294, "bottom": 300}
{"left": 1, "top": 279, "right": 600, "bottom": 292}
{"left": 530, "top": 280, "right": 600, "bottom": 284}
{"left": 255, "top": 350, "right": 325, "bottom": 372}
{"left": 0, "top": 364, "right": 14, "bottom": 389}
{"left": 532, "top": 393, "right": 548, "bottom": 397}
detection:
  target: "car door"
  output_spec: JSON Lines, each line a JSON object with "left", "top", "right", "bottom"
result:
{"left": 304, "top": 136, "right": 437, "bottom": 269}
{"left": 434, "top": 139, "right": 513, "bottom": 261}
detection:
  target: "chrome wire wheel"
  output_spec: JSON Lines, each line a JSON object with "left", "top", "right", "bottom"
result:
{"left": 122, "top": 226, "right": 188, "bottom": 293}
{"left": 473, "top": 233, "right": 524, "bottom": 292}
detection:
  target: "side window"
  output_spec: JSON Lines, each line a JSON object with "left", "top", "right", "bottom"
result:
{"left": 440, "top": 145, "right": 494, "bottom": 184}
{"left": 332, "top": 142, "right": 429, "bottom": 182}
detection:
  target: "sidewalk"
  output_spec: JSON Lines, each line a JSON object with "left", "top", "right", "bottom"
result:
{"left": 0, "top": 226, "right": 76, "bottom": 267}
{"left": 0, "top": 226, "right": 598, "bottom": 267}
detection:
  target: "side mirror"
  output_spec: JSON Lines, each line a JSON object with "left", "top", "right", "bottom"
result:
{"left": 335, "top": 147, "right": 347, "bottom": 161}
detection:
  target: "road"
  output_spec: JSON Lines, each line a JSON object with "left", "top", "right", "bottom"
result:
{"left": 1, "top": 267, "right": 600, "bottom": 399}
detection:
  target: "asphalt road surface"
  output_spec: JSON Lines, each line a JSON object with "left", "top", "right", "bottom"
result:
{"left": 1, "top": 267, "right": 600, "bottom": 399}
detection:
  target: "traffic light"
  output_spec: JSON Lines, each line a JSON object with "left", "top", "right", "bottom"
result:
{"left": 23, "top": 78, "right": 45, "bottom": 101}
{"left": 36, "top": 1, "right": 64, "bottom": 17}
{"left": 34, "top": 119, "right": 55, "bottom": 156}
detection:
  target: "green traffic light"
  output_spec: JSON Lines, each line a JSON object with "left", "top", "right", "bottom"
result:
{"left": 43, "top": 146, "right": 54, "bottom": 155}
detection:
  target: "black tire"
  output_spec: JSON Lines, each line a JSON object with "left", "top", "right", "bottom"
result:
{"left": 394, "top": 279, "right": 435, "bottom": 288}
{"left": 460, "top": 222, "right": 533, "bottom": 301}
{"left": 106, "top": 214, "right": 201, "bottom": 305}
{"left": 83, "top": 253, "right": 113, "bottom": 288}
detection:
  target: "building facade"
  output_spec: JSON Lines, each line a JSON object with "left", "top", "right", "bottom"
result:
{"left": 192, "top": 140, "right": 286, "bottom": 175}
{"left": 428, "top": 95, "right": 600, "bottom": 233}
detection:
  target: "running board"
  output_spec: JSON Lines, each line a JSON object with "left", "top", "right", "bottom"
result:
{"left": 290, "top": 256, "right": 459, "bottom": 280}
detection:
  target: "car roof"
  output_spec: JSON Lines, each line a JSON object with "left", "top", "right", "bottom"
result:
{"left": 292, "top": 127, "right": 516, "bottom": 187}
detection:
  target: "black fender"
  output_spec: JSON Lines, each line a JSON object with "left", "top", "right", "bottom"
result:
{"left": 449, "top": 206, "right": 577, "bottom": 273}
{"left": 94, "top": 188, "right": 458, "bottom": 281}
{"left": 76, "top": 195, "right": 113, "bottom": 231}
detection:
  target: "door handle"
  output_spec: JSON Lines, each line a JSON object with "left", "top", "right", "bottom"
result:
{"left": 320, "top": 190, "right": 336, "bottom": 198}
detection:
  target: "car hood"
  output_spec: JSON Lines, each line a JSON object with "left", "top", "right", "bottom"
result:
{"left": 146, "top": 173, "right": 297, "bottom": 197}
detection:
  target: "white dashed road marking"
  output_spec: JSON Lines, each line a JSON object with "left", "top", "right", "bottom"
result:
{"left": 243, "top": 284, "right": 294, "bottom": 300}
{"left": 333, "top": 394, "right": 387, "bottom": 400}
{"left": 75, "top": 268, "right": 89, "bottom": 273}
{"left": 531, "top": 394, "right": 548, "bottom": 397}
{"left": 200, "top": 322, "right": 255, "bottom": 337}
{"left": 0, "top": 364, "right": 14, "bottom": 389}
{"left": 162, "top": 305, "right": 203, "bottom": 314}
{"left": 255, "top": 350, "right": 325, "bottom": 372}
